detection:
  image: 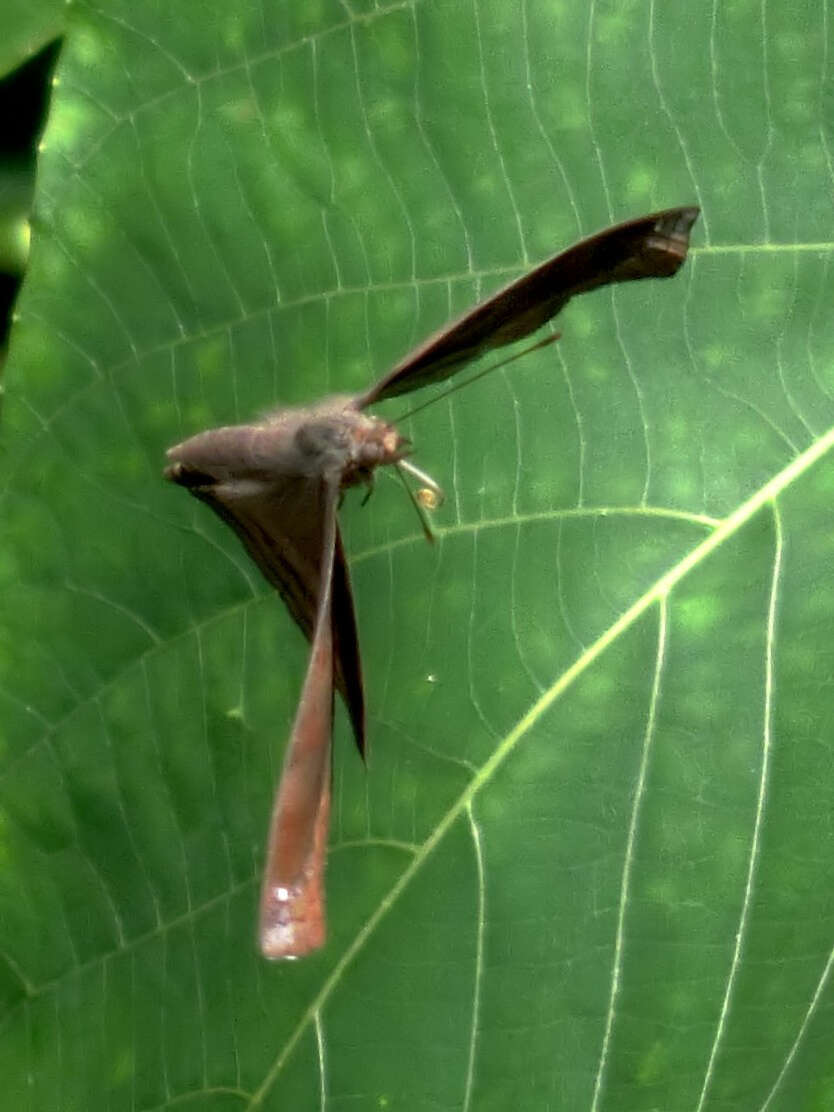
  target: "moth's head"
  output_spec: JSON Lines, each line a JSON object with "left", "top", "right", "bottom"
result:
{"left": 331, "top": 411, "right": 407, "bottom": 493}
{"left": 351, "top": 413, "right": 408, "bottom": 467}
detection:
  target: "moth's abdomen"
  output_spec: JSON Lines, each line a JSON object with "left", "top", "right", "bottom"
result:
{"left": 166, "top": 419, "right": 313, "bottom": 490}
{"left": 165, "top": 424, "right": 266, "bottom": 484}
{"left": 164, "top": 460, "right": 213, "bottom": 488}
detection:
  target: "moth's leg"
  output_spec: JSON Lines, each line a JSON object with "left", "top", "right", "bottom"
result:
{"left": 360, "top": 473, "right": 375, "bottom": 506}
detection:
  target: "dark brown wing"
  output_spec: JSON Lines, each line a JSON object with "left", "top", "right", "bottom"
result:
{"left": 357, "top": 206, "right": 699, "bottom": 407}
{"left": 331, "top": 526, "right": 365, "bottom": 753}
{"left": 165, "top": 426, "right": 365, "bottom": 754}
{"left": 259, "top": 476, "right": 339, "bottom": 959}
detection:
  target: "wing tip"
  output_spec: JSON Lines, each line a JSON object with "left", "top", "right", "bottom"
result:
{"left": 656, "top": 205, "right": 700, "bottom": 252}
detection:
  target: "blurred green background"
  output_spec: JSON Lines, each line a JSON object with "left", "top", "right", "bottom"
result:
{"left": 1, "top": 1, "right": 833, "bottom": 1110}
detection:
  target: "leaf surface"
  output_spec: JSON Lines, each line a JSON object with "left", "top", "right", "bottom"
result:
{"left": 1, "top": 1, "right": 833, "bottom": 1109}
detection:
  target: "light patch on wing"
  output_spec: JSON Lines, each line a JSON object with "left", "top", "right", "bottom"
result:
{"left": 215, "top": 478, "right": 274, "bottom": 499}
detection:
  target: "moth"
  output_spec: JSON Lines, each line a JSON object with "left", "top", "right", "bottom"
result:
{"left": 165, "top": 207, "right": 699, "bottom": 959}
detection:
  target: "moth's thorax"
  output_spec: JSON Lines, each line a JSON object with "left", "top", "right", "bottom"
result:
{"left": 276, "top": 398, "right": 406, "bottom": 488}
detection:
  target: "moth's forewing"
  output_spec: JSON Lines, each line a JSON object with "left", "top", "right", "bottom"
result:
{"left": 165, "top": 422, "right": 325, "bottom": 642}
{"left": 357, "top": 206, "right": 699, "bottom": 406}
{"left": 331, "top": 527, "right": 365, "bottom": 754}
{"left": 258, "top": 479, "right": 339, "bottom": 959}
{"left": 166, "top": 426, "right": 365, "bottom": 754}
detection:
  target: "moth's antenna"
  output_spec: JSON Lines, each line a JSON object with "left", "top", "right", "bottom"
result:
{"left": 393, "top": 331, "right": 560, "bottom": 424}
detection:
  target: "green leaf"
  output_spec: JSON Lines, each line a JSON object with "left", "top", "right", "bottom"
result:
{"left": 2, "top": 0, "right": 834, "bottom": 1109}
{"left": 0, "top": 0, "right": 65, "bottom": 80}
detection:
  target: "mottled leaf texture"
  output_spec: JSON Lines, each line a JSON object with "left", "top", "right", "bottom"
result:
{"left": 1, "top": 0, "right": 834, "bottom": 1109}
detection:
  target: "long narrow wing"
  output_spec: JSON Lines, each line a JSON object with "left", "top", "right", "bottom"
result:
{"left": 357, "top": 206, "right": 699, "bottom": 407}
{"left": 331, "top": 526, "right": 365, "bottom": 753}
{"left": 259, "top": 477, "right": 339, "bottom": 959}
{"left": 165, "top": 427, "right": 365, "bottom": 753}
